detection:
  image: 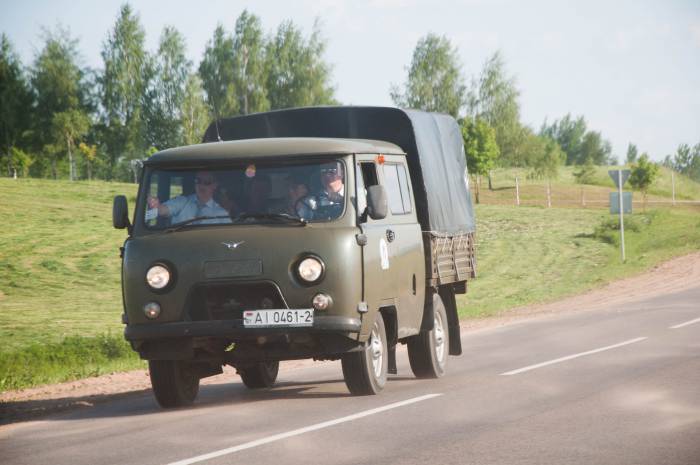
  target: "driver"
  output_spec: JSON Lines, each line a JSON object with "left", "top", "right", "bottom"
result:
{"left": 147, "top": 171, "right": 230, "bottom": 224}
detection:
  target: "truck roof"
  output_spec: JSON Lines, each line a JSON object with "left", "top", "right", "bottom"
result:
{"left": 146, "top": 137, "right": 405, "bottom": 164}
{"left": 202, "top": 106, "right": 475, "bottom": 234}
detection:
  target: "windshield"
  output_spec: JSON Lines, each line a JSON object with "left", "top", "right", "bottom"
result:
{"left": 142, "top": 159, "right": 346, "bottom": 230}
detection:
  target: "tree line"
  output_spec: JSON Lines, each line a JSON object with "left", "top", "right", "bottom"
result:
{"left": 0, "top": 5, "right": 335, "bottom": 181}
{"left": 2, "top": 9, "right": 698, "bottom": 188}
{"left": 390, "top": 33, "right": 700, "bottom": 200}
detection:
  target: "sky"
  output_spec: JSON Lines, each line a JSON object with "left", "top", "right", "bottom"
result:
{"left": 2, "top": 0, "right": 699, "bottom": 161}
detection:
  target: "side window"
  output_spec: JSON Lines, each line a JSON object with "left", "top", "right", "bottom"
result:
{"left": 396, "top": 164, "right": 412, "bottom": 213}
{"left": 383, "top": 163, "right": 406, "bottom": 215}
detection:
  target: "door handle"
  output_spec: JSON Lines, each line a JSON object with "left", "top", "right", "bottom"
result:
{"left": 386, "top": 229, "right": 395, "bottom": 242}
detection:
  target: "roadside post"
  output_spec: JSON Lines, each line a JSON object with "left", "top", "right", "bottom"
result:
{"left": 672, "top": 171, "right": 676, "bottom": 206}
{"left": 609, "top": 169, "right": 631, "bottom": 262}
{"left": 515, "top": 177, "right": 520, "bottom": 206}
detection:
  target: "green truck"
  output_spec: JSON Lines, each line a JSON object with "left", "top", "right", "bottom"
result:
{"left": 113, "top": 106, "right": 476, "bottom": 408}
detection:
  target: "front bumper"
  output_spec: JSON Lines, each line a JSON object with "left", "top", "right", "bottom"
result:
{"left": 124, "top": 315, "right": 362, "bottom": 341}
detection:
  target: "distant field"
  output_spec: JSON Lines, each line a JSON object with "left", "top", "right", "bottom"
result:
{"left": 475, "top": 166, "right": 700, "bottom": 209}
{"left": 1, "top": 177, "right": 699, "bottom": 390}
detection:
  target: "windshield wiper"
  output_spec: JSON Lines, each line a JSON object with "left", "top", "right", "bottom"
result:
{"left": 164, "top": 215, "right": 232, "bottom": 233}
{"left": 232, "top": 212, "right": 307, "bottom": 226}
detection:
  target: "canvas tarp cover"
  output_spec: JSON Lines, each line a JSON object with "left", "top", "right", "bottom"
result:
{"left": 203, "top": 106, "right": 475, "bottom": 234}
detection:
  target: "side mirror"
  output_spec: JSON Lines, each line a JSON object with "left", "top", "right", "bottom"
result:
{"left": 366, "top": 185, "right": 388, "bottom": 220}
{"left": 113, "top": 195, "right": 131, "bottom": 230}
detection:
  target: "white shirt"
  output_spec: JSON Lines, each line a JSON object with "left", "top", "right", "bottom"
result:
{"left": 164, "top": 194, "right": 231, "bottom": 224}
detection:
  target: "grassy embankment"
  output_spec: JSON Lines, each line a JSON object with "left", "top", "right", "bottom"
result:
{"left": 1, "top": 174, "right": 699, "bottom": 391}
{"left": 475, "top": 165, "right": 700, "bottom": 208}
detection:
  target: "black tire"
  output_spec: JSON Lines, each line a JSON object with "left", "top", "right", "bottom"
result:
{"left": 239, "top": 360, "right": 280, "bottom": 389}
{"left": 408, "top": 293, "right": 449, "bottom": 379}
{"left": 148, "top": 360, "right": 200, "bottom": 408}
{"left": 341, "top": 312, "right": 388, "bottom": 395}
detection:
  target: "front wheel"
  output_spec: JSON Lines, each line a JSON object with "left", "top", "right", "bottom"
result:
{"left": 342, "top": 312, "right": 388, "bottom": 395}
{"left": 148, "top": 360, "right": 200, "bottom": 408}
{"left": 239, "top": 360, "right": 279, "bottom": 389}
{"left": 408, "top": 293, "right": 449, "bottom": 378}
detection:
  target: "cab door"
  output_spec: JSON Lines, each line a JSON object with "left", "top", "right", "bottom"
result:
{"left": 355, "top": 155, "right": 424, "bottom": 339}
{"left": 355, "top": 156, "right": 396, "bottom": 339}
{"left": 379, "top": 157, "right": 425, "bottom": 337}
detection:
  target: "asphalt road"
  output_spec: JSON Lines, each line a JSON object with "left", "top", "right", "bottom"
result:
{"left": 2, "top": 285, "right": 699, "bottom": 465}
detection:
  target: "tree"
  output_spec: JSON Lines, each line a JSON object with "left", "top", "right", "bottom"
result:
{"left": 266, "top": 20, "right": 336, "bottom": 110}
{"left": 579, "top": 130, "right": 612, "bottom": 165}
{"left": 573, "top": 158, "right": 596, "bottom": 184}
{"left": 625, "top": 143, "right": 638, "bottom": 164}
{"left": 390, "top": 34, "right": 466, "bottom": 118}
{"left": 198, "top": 25, "right": 237, "bottom": 119}
{"left": 672, "top": 143, "right": 692, "bottom": 172}
{"left": 671, "top": 142, "right": 700, "bottom": 182}
{"left": 180, "top": 73, "right": 210, "bottom": 145}
{"left": 232, "top": 10, "right": 269, "bottom": 115}
{"left": 629, "top": 153, "right": 659, "bottom": 208}
{"left": 100, "top": 4, "right": 150, "bottom": 178}
{"left": 461, "top": 118, "right": 499, "bottom": 203}
{"left": 466, "top": 52, "right": 522, "bottom": 164}
{"left": 31, "top": 27, "right": 87, "bottom": 178}
{"left": 78, "top": 142, "right": 97, "bottom": 180}
{"left": 0, "top": 34, "right": 34, "bottom": 177}
{"left": 9, "top": 147, "right": 33, "bottom": 177}
{"left": 529, "top": 137, "right": 564, "bottom": 180}
{"left": 540, "top": 114, "right": 587, "bottom": 165}
{"left": 52, "top": 109, "right": 90, "bottom": 180}
{"left": 146, "top": 26, "right": 190, "bottom": 149}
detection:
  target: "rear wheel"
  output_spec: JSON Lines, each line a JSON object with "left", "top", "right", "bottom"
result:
{"left": 148, "top": 360, "right": 200, "bottom": 408}
{"left": 342, "top": 312, "right": 388, "bottom": 395}
{"left": 239, "top": 360, "right": 279, "bottom": 389}
{"left": 408, "top": 293, "right": 449, "bottom": 378}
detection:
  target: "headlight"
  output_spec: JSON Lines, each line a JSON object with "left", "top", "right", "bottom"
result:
{"left": 297, "top": 257, "right": 324, "bottom": 283}
{"left": 146, "top": 265, "right": 170, "bottom": 289}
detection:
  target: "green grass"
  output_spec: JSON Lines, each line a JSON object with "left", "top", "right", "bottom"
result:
{"left": 478, "top": 166, "right": 700, "bottom": 207}
{"left": 0, "top": 178, "right": 137, "bottom": 349}
{"left": 0, "top": 178, "right": 146, "bottom": 390}
{"left": 0, "top": 334, "right": 142, "bottom": 391}
{"left": 1, "top": 177, "right": 699, "bottom": 391}
{"left": 458, "top": 205, "right": 700, "bottom": 317}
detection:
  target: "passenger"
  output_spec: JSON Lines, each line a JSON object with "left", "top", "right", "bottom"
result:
{"left": 297, "top": 162, "right": 345, "bottom": 220}
{"left": 147, "top": 171, "right": 230, "bottom": 224}
{"left": 282, "top": 175, "right": 310, "bottom": 218}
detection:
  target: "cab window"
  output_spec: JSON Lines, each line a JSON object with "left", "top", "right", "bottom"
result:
{"left": 383, "top": 163, "right": 410, "bottom": 215}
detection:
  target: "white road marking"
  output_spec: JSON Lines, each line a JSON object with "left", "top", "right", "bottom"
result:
{"left": 166, "top": 393, "right": 443, "bottom": 465}
{"left": 500, "top": 337, "right": 648, "bottom": 376}
{"left": 669, "top": 317, "right": 700, "bottom": 329}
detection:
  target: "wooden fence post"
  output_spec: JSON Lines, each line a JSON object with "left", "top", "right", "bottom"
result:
{"left": 515, "top": 177, "right": 520, "bottom": 206}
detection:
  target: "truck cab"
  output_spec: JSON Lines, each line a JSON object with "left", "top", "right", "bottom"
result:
{"left": 114, "top": 107, "right": 476, "bottom": 408}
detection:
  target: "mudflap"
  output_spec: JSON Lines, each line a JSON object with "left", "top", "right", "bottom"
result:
{"left": 438, "top": 286, "right": 462, "bottom": 356}
{"left": 388, "top": 345, "right": 397, "bottom": 375}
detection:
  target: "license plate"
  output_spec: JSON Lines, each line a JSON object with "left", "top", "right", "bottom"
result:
{"left": 243, "top": 309, "right": 314, "bottom": 327}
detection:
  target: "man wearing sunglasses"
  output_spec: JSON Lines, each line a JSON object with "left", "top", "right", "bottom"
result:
{"left": 298, "top": 161, "right": 345, "bottom": 220}
{"left": 147, "top": 170, "right": 230, "bottom": 225}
